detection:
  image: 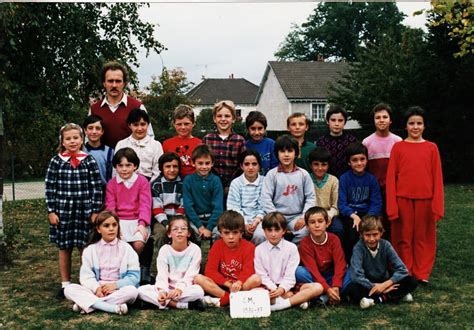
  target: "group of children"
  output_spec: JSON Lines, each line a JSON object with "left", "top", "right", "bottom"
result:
{"left": 45, "top": 100, "right": 443, "bottom": 315}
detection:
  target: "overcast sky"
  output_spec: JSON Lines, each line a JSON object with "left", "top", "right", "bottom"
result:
{"left": 136, "top": 1, "right": 431, "bottom": 89}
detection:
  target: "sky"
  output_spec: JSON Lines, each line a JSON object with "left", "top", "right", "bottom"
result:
{"left": 136, "top": 1, "right": 432, "bottom": 89}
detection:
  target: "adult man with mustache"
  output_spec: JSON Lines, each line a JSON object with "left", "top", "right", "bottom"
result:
{"left": 90, "top": 61, "right": 153, "bottom": 149}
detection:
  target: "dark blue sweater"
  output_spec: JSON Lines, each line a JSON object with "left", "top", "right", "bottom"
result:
{"left": 338, "top": 170, "right": 382, "bottom": 217}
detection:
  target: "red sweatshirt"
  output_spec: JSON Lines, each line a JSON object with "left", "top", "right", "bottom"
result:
{"left": 386, "top": 141, "right": 444, "bottom": 221}
{"left": 205, "top": 239, "right": 256, "bottom": 285}
{"left": 163, "top": 136, "right": 202, "bottom": 177}
{"left": 298, "top": 233, "right": 346, "bottom": 291}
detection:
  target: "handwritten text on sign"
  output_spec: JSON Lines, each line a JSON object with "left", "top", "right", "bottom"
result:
{"left": 230, "top": 290, "right": 271, "bottom": 318}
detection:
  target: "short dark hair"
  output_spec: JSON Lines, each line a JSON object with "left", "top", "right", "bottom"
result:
{"left": 261, "top": 212, "right": 287, "bottom": 231}
{"left": 245, "top": 111, "right": 267, "bottom": 129}
{"left": 101, "top": 61, "right": 129, "bottom": 84}
{"left": 326, "top": 104, "right": 348, "bottom": 123}
{"left": 304, "top": 206, "right": 329, "bottom": 225}
{"left": 360, "top": 215, "right": 384, "bottom": 234}
{"left": 192, "top": 144, "right": 214, "bottom": 162}
{"left": 287, "top": 112, "right": 310, "bottom": 128}
{"left": 113, "top": 147, "right": 140, "bottom": 168}
{"left": 237, "top": 149, "right": 262, "bottom": 168}
{"left": 345, "top": 142, "right": 368, "bottom": 162}
{"left": 274, "top": 134, "right": 299, "bottom": 158}
{"left": 158, "top": 152, "right": 181, "bottom": 173}
{"left": 371, "top": 103, "right": 393, "bottom": 121}
{"left": 404, "top": 106, "right": 426, "bottom": 126}
{"left": 217, "top": 210, "right": 245, "bottom": 232}
{"left": 308, "top": 147, "right": 331, "bottom": 164}
{"left": 83, "top": 115, "right": 103, "bottom": 129}
{"left": 127, "top": 108, "right": 150, "bottom": 124}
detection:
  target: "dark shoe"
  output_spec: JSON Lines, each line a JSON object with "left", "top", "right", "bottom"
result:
{"left": 188, "top": 299, "right": 206, "bottom": 311}
{"left": 56, "top": 287, "right": 65, "bottom": 300}
{"left": 418, "top": 279, "right": 429, "bottom": 286}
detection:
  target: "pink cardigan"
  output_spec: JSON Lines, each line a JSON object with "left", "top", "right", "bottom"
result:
{"left": 105, "top": 174, "right": 152, "bottom": 226}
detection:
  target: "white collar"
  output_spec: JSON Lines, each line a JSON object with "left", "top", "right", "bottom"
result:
{"left": 116, "top": 172, "right": 138, "bottom": 188}
{"left": 367, "top": 243, "right": 380, "bottom": 257}
{"left": 265, "top": 238, "right": 284, "bottom": 251}
{"left": 243, "top": 174, "right": 261, "bottom": 186}
{"left": 101, "top": 93, "right": 127, "bottom": 107}
{"left": 310, "top": 232, "right": 328, "bottom": 246}
{"left": 57, "top": 152, "right": 88, "bottom": 162}
{"left": 129, "top": 135, "right": 150, "bottom": 147}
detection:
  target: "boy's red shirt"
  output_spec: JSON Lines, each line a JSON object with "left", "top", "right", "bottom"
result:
{"left": 205, "top": 238, "right": 256, "bottom": 285}
{"left": 163, "top": 136, "right": 202, "bottom": 177}
{"left": 298, "top": 233, "right": 346, "bottom": 291}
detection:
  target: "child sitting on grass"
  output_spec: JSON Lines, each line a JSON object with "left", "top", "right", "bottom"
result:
{"left": 255, "top": 212, "right": 323, "bottom": 311}
{"left": 344, "top": 215, "right": 418, "bottom": 309}
{"left": 138, "top": 215, "right": 205, "bottom": 311}
{"left": 64, "top": 211, "right": 139, "bottom": 315}
{"left": 194, "top": 210, "right": 261, "bottom": 307}
{"left": 296, "top": 207, "right": 350, "bottom": 306}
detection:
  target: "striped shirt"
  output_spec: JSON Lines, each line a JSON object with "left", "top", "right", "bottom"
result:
{"left": 227, "top": 173, "right": 265, "bottom": 224}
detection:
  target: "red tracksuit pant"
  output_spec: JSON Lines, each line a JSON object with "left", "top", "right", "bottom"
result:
{"left": 391, "top": 197, "right": 437, "bottom": 281}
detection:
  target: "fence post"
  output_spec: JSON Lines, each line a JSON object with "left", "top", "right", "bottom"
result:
{"left": 11, "top": 154, "right": 15, "bottom": 202}
{"left": 0, "top": 106, "right": 6, "bottom": 266}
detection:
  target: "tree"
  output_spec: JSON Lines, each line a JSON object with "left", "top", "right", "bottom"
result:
{"left": 275, "top": 2, "right": 406, "bottom": 62}
{"left": 141, "top": 68, "right": 195, "bottom": 135}
{"left": 417, "top": 0, "right": 474, "bottom": 58}
{"left": 195, "top": 108, "right": 214, "bottom": 132}
{"left": 0, "top": 3, "right": 164, "bottom": 177}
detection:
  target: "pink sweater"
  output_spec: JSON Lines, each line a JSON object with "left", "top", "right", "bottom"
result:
{"left": 105, "top": 174, "right": 152, "bottom": 226}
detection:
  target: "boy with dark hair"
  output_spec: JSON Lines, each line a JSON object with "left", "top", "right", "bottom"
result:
{"left": 287, "top": 113, "right": 315, "bottom": 173}
{"left": 183, "top": 144, "right": 224, "bottom": 241}
{"left": 308, "top": 147, "right": 342, "bottom": 240}
{"left": 316, "top": 104, "right": 357, "bottom": 178}
{"left": 163, "top": 104, "right": 202, "bottom": 177}
{"left": 338, "top": 142, "right": 382, "bottom": 262}
{"left": 345, "top": 215, "right": 418, "bottom": 309}
{"left": 83, "top": 115, "right": 114, "bottom": 186}
{"left": 255, "top": 212, "right": 323, "bottom": 311}
{"left": 245, "top": 111, "right": 278, "bottom": 175}
{"left": 115, "top": 108, "right": 163, "bottom": 182}
{"left": 151, "top": 152, "right": 185, "bottom": 252}
{"left": 261, "top": 135, "right": 316, "bottom": 244}
{"left": 362, "top": 103, "right": 402, "bottom": 240}
{"left": 296, "top": 207, "right": 350, "bottom": 306}
{"left": 194, "top": 210, "right": 261, "bottom": 307}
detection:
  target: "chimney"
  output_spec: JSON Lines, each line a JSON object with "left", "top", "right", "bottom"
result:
{"left": 229, "top": 73, "right": 234, "bottom": 79}
{"left": 201, "top": 75, "right": 205, "bottom": 80}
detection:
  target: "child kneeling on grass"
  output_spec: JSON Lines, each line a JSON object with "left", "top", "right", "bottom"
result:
{"left": 194, "top": 210, "right": 261, "bottom": 307}
{"left": 254, "top": 212, "right": 323, "bottom": 311}
{"left": 64, "top": 211, "right": 139, "bottom": 315}
{"left": 138, "top": 215, "right": 205, "bottom": 311}
{"left": 344, "top": 215, "right": 418, "bottom": 309}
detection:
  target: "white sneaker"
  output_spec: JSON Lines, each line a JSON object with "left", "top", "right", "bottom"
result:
{"left": 360, "top": 297, "right": 375, "bottom": 309}
{"left": 117, "top": 303, "right": 128, "bottom": 315}
{"left": 202, "top": 295, "right": 220, "bottom": 307}
{"left": 299, "top": 302, "right": 309, "bottom": 310}
{"left": 402, "top": 293, "right": 414, "bottom": 303}
{"left": 72, "top": 304, "right": 80, "bottom": 313}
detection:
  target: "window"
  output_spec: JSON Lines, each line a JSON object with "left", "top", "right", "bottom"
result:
{"left": 311, "top": 103, "right": 326, "bottom": 122}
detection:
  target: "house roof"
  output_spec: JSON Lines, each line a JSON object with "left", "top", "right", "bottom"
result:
{"left": 256, "top": 61, "right": 349, "bottom": 102}
{"left": 187, "top": 78, "right": 259, "bottom": 105}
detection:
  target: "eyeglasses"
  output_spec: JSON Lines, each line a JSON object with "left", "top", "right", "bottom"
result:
{"left": 170, "top": 226, "right": 189, "bottom": 232}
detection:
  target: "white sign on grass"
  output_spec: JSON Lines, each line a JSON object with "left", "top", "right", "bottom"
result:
{"left": 230, "top": 289, "right": 271, "bottom": 318}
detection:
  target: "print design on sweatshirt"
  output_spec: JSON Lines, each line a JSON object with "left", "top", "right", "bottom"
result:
{"left": 282, "top": 185, "right": 298, "bottom": 196}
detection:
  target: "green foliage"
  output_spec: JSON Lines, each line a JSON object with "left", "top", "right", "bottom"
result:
{"left": 142, "top": 68, "right": 195, "bottom": 132}
{"left": 0, "top": 3, "right": 164, "bottom": 178}
{"left": 195, "top": 108, "right": 214, "bottom": 132}
{"left": 418, "top": 0, "right": 474, "bottom": 58}
{"left": 275, "top": 2, "right": 406, "bottom": 61}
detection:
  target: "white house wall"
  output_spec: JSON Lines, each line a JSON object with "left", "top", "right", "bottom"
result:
{"left": 256, "top": 69, "right": 290, "bottom": 131}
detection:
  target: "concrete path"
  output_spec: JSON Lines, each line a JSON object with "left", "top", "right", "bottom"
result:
{"left": 2, "top": 181, "right": 45, "bottom": 201}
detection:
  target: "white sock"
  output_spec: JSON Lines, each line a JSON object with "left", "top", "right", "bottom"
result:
{"left": 176, "top": 302, "right": 188, "bottom": 310}
{"left": 61, "top": 281, "right": 71, "bottom": 288}
{"left": 271, "top": 298, "right": 291, "bottom": 311}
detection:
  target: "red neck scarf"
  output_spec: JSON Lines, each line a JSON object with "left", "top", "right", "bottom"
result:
{"left": 61, "top": 152, "right": 87, "bottom": 168}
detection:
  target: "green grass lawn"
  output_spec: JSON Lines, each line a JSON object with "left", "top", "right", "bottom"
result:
{"left": 1, "top": 184, "right": 473, "bottom": 328}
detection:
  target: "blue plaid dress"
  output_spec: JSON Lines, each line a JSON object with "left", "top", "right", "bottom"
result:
{"left": 45, "top": 155, "right": 103, "bottom": 249}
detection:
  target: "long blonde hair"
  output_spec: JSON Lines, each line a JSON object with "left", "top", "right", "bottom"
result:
{"left": 57, "top": 123, "right": 84, "bottom": 153}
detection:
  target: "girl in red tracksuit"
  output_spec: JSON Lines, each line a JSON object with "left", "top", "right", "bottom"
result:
{"left": 386, "top": 106, "right": 444, "bottom": 284}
